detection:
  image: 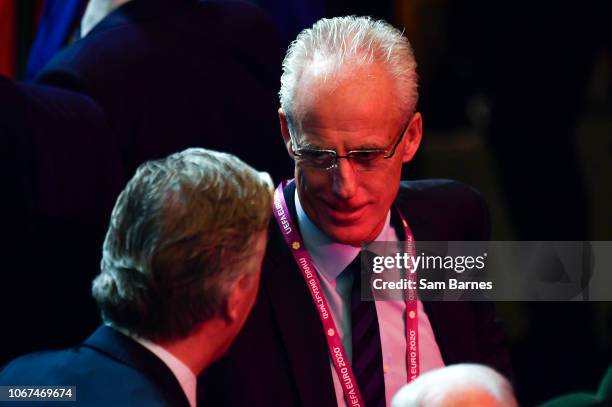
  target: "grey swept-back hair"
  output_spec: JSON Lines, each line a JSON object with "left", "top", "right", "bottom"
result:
{"left": 92, "top": 148, "right": 273, "bottom": 343}
{"left": 280, "top": 16, "right": 418, "bottom": 124}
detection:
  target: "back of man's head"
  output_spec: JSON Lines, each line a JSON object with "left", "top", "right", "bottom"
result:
{"left": 391, "top": 364, "right": 518, "bottom": 407}
{"left": 92, "top": 147, "right": 273, "bottom": 343}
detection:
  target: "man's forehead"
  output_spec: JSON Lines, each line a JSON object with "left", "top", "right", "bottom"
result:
{"left": 290, "top": 61, "right": 400, "bottom": 143}
{"left": 293, "top": 60, "right": 391, "bottom": 107}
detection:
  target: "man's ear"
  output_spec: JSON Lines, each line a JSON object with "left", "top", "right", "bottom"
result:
{"left": 402, "top": 112, "right": 423, "bottom": 163}
{"left": 279, "top": 108, "right": 295, "bottom": 159}
{"left": 223, "top": 273, "right": 253, "bottom": 323}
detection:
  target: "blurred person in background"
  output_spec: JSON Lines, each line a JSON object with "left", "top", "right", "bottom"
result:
{"left": 34, "top": 0, "right": 291, "bottom": 182}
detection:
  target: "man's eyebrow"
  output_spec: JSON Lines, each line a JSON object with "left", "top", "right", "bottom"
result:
{"left": 349, "top": 143, "right": 385, "bottom": 150}
{"left": 296, "top": 140, "right": 331, "bottom": 150}
{"left": 297, "top": 142, "right": 386, "bottom": 151}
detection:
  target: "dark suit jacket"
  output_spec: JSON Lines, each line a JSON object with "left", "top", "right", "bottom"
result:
{"left": 200, "top": 179, "right": 512, "bottom": 406}
{"left": 0, "top": 325, "right": 189, "bottom": 407}
{"left": 34, "top": 0, "right": 292, "bottom": 182}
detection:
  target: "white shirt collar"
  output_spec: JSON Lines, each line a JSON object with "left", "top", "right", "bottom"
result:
{"left": 110, "top": 325, "right": 197, "bottom": 407}
{"left": 295, "top": 190, "right": 396, "bottom": 281}
{"left": 81, "top": 0, "right": 131, "bottom": 37}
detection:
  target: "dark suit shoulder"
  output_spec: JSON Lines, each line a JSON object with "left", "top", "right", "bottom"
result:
{"left": 397, "top": 179, "right": 486, "bottom": 215}
{"left": 396, "top": 179, "right": 490, "bottom": 241}
{"left": 0, "top": 346, "right": 177, "bottom": 406}
{"left": 35, "top": 0, "right": 279, "bottom": 88}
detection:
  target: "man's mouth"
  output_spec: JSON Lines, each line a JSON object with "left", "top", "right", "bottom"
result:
{"left": 324, "top": 203, "right": 368, "bottom": 224}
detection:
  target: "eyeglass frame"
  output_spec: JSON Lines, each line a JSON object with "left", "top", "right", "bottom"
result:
{"left": 288, "top": 116, "right": 413, "bottom": 171}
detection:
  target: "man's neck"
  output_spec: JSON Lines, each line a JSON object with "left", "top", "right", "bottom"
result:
{"left": 111, "top": 320, "right": 227, "bottom": 376}
{"left": 158, "top": 319, "right": 230, "bottom": 376}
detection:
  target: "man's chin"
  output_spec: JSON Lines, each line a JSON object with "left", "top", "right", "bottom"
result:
{"left": 321, "top": 224, "right": 373, "bottom": 247}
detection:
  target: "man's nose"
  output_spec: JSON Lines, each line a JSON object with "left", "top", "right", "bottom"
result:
{"left": 331, "top": 158, "right": 358, "bottom": 199}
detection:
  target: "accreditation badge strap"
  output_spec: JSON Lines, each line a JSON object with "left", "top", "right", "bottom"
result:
{"left": 393, "top": 207, "right": 420, "bottom": 382}
{"left": 273, "top": 180, "right": 419, "bottom": 407}
{"left": 274, "top": 180, "right": 364, "bottom": 406}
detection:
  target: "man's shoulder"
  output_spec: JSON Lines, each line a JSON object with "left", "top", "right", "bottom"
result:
{"left": 396, "top": 179, "right": 490, "bottom": 240}
{"left": 36, "top": 0, "right": 275, "bottom": 74}
{"left": 1, "top": 344, "right": 132, "bottom": 383}
{"left": 398, "top": 178, "right": 484, "bottom": 202}
{"left": 0, "top": 348, "right": 80, "bottom": 384}
{"left": 0, "top": 342, "right": 172, "bottom": 405}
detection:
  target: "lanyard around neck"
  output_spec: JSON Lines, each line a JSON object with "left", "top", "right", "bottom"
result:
{"left": 272, "top": 179, "right": 420, "bottom": 407}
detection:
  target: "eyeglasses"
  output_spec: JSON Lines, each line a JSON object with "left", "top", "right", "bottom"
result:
{"left": 289, "top": 118, "right": 411, "bottom": 172}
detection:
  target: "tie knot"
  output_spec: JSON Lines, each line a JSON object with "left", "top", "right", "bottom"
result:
{"left": 343, "top": 252, "right": 363, "bottom": 280}
{"left": 345, "top": 251, "right": 377, "bottom": 287}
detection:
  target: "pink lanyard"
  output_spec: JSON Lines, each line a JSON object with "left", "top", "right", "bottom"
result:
{"left": 273, "top": 180, "right": 419, "bottom": 407}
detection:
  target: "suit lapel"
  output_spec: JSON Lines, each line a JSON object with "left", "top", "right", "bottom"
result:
{"left": 83, "top": 325, "right": 190, "bottom": 407}
{"left": 262, "top": 182, "right": 337, "bottom": 407}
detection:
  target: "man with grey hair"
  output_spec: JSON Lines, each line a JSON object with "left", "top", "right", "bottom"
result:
{"left": 202, "top": 16, "right": 511, "bottom": 407}
{"left": 391, "top": 364, "right": 518, "bottom": 407}
{"left": 0, "top": 148, "right": 273, "bottom": 407}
